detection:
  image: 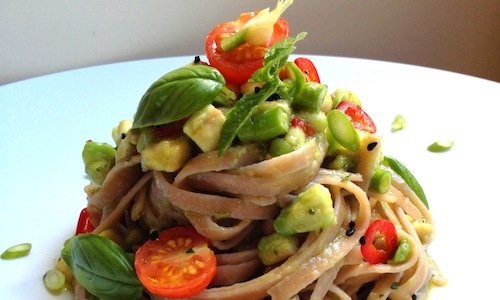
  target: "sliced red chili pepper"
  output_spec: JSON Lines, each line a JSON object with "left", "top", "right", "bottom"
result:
{"left": 294, "top": 57, "right": 320, "bottom": 83}
{"left": 150, "top": 118, "right": 188, "bottom": 139}
{"left": 291, "top": 116, "right": 315, "bottom": 136}
{"left": 360, "top": 219, "right": 398, "bottom": 264}
{"left": 76, "top": 208, "right": 95, "bottom": 235}
{"left": 336, "top": 101, "right": 377, "bottom": 133}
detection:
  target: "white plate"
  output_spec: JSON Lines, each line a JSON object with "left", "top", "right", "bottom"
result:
{"left": 1, "top": 56, "right": 499, "bottom": 299}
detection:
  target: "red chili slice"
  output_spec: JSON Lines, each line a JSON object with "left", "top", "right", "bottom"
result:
{"left": 360, "top": 219, "right": 398, "bottom": 264}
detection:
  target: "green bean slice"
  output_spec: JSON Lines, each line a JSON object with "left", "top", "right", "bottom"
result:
{"left": 1, "top": 242, "right": 32, "bottom": 259}
{"left": 427, "top": 140, "right": 454, "bottom": 152}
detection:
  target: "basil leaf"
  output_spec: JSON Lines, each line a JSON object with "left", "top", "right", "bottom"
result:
{"left": 218, "top": 33, "right": 307, "bottom": 154}
{"left": 61, "top": 234, "right": 143, "bottom": 300}
{"left": 218, "top": 83, "right": 278, "bottom": 153}
{"left": 132, "top": 64, "right": 225, "bottom": 129}
{"left": 251, "top": 32, "right": 307, "bottom": 84}
{"left": 383, "top": 156, "right": 429, "bottom": 209}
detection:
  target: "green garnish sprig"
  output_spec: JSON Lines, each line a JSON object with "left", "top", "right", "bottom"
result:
{"left": 218, "top": 32, "right": 308, "bottom": 153}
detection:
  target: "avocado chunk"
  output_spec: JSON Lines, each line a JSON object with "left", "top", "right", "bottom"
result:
{"left": 274, "top": 183, "right": 335, "bottom": 236}
{"left": 82, "top": 141, "right": 116, "bottom": 185}
{"left": 258, "top": 233, "right": 298, "bottom": 266}
{"left": 183, "top": 104, "right": 226, "bottom": 152}
{"left": 140, "top": 135, "right": 192, "bottom": 172}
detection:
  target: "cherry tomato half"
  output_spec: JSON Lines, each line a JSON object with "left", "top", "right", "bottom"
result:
{"left": 294, "top": 57, "right": 320, "bottom": 83}
{"left": 135, "top": 227, "right": 217, "bottom": 298}
{"left": 360, "top": 219, "right": 398, "bottom": 264}
{"left": 205, "top": 12, "right": 289, "bottom": 86}
{"left": 76, "top": 208, "right": 95, "bottom": 235}
{"left": 336, "top": 101, "right": 377, "bottom": 133}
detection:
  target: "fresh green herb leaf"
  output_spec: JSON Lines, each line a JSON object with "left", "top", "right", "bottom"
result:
{"left": 251, "top": 32, "right": 306, "bottom": 84}
{"left": 133, "top": 64, "right": 225, "bottom": 129}
{"left": 61, "top": 234, "right": 143, "bottom": 300}
{"left": 1, "top": 242, "right": 31, "bottom": 259}
{"left": 427, "top": 140, "right": 454, "bottom": 152}
{"left": 383, "top": 156, "right": 429, "bottom": 208}
{"left": 218, "top": 83, "right": 278, "bottom": 153}
{"left": 391, "top": 114, "right": 406, "bottom": 132}
{"left": 218, "top": 33, "right": 306, "bottom": 154}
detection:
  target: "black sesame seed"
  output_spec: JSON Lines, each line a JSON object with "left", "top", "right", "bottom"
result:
{"left": 412, "top": 294, "right": 417, "bottom": 300}
{"left": 359, "top": 236, "right": 366, "bottom": 245}
{"left": 121, "top": 133, "right": 126, "bottom": 139}
{"left": 346, "top": 227, "right": 355, "bottom": 236}
{"left": 266, "top": 93, "right": 280, "bottom": 101}
{"left": 194, "top": 56, "right": 201, "bottom": 64}
{"left": 149, "top": 230, "right": 159, "bottom": 241}
{"left": 367, "top": 142, "right": 378, "bottom": 151}
{"left": 348, "top": 221, "right": 356, "bottom": 229}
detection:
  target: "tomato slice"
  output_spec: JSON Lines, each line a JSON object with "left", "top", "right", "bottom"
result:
{"left": 294, "top": 57, "right": 320, "bottom": 83}
{"left": 205, "top": 12, "right": 289, "bottom": 86}
{"left": 336, "top": 101, "right": 377, "bottom": 133}
{"left": 134, "top": 227, "right": 217, "bottom": 298}
{"left": 360, "top": 219, "right": 398, "bottom": 264}
{"left": 75, "top": 208, "right": 95, "bottom": 235}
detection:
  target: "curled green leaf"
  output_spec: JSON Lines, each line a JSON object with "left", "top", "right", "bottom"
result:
{"left": 133, "top": 64, "right": 225, "bottom": 129}
{"left": 62, "top": 234, "right": 143, "bottom": 300}
{"left": 383, "top": 156, "right": 428, "bottom": 208}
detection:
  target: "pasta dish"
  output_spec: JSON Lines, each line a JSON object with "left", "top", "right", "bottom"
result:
{"left": 47, "top": 1, "right": 446, "bottom": 299}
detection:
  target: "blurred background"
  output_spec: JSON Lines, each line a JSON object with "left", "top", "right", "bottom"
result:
{"left": 1, "top": 0, "right": 499, "bottom": 85}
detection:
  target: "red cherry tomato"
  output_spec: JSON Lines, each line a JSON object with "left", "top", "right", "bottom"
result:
{"left": 75, "top": 208, "right": 95, "bottom": 235}
{"left": 336, "top": 101, "right": 377, "bottom": 133}
{"left": 360, "top": 219, "right": 398, "bottom": 264}
{"left": 135, "top": 227, "right": 217, "bottom": 298}
{"left": 294, "top": 57, "right": 320, "bottom": 83}
{"left": 205, "top": 12, "right": 289, "bottom": 86}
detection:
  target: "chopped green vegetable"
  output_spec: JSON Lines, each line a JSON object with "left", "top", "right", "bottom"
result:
{"left": 292, "top": 81, "right": 327, "bottom": 112}
{"left": 269, "top": 137, "right": 294, "bottom": 157}
{"left": 258, "top": 233, "right": 298, "bottom": 266}
{"left": 427, "top": 140, "right": 454, "bottom": 152}
{"left": 61, "top": 234, "right": 143, "bottom": 300}
{"left": 391, "top": 239, "right": 411, "bottom": 264}
{"left": 43, "top": 269, "right": 66, "bottom": 292}
{"left": 328, "top": 154, "right": 355, "bottom": 171}
{"left": 82, "top": 141, "right": 116, "bottom": 185}
{"left": 274, "top": 183, "right": 335, "bottom": 236}
{"left": 369, "top": 167, "right": 392, "bottom": 194}
{"left": 1, "top": 242, "right": 32, "bottom": 259}
{"left": 237, "top": 106, "right": 290, "bottom": 142}
{"left": 132, "top": 64, "right": 226, "bottom": 129}
{"left": 391, "top": 114, "right": 406, "bottom": 132}
{"left": 327, "top": 109, "right": 360, "bottom": 153}
{"left": 383, "top": 156, "right": 429, "bottom": 209}
{"left": 218, "top": 33, "right": 306, "bottom": 154}
{"left": 331, "top": 89, "right": 362, "bottom": 108}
